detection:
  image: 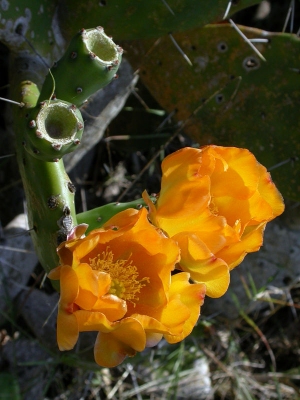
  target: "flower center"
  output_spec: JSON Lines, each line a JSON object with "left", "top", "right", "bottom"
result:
{"left": 89, "top": 248, "right": 149, "bottom": 305}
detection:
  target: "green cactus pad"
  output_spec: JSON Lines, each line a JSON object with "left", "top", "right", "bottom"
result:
{"left": 23, "top": 99, "right": 84, "bottom": 162}
{"left": 0, "top": 0, "right": 57, "bottom": 56}
{"left": 56, "top": 0, "right": 262, "bottom": 41}
{"left": 0, "top": 0, "right": 262, "bottom": 66}
{"left": 127, "top": 24, "right": 300, "bottom": 201}
{"left": 38, "top": 27, "right": 122, "bottom": 107}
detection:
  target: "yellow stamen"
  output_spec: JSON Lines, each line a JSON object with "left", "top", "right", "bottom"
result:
{"left": 89, "top": 248, "right": 149, "bottom": 305}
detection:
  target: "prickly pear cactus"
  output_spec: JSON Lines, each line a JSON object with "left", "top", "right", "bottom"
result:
{"left": 125, "top": 24, "right": 300, "bottom": 201}
{"left": 10, "top": 27, "right": 122, "bottom": 276}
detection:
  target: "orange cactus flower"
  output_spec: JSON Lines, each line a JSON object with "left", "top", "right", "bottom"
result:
{"left": 49, "top": 208, "right": 206, "bottom": 367}
{"left": 143, "top": 146, "right": 284, "bottom": 298}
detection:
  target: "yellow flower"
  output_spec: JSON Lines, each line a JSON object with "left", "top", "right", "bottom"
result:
{"left": 49, "top": 208, "right": 206, "bottom": 367}
{"left": 143, "top": 146, "right": 284, "bottom": 298}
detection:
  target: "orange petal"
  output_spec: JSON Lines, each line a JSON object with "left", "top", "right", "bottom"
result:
{"left": 159, "top": 298, "right": 191, "bottom": 334}
{"left": 57, "top": 311, "right": 78, "bottom": 351}
{"left": 206, "top": 146, "right": 259, "bottom": 199}
{"left": 57, "top": 238, "right": 79, "bottom": 266}
{"left": 167, "top": 210, "right": 235, "bottom": 254}
{"left": 174, "top": 233, "right": 230, "bottom": 298}
{"left": 155, "top": 176, "right": 211, "bottom": 227}
{"left": 214, "top": 192, "right": 277, "bottom": 233}
{"left": 102, "top": 208, "right": 140, "bottom": 230}
{"left": 75, "top": 310, "right": 113, "bottom": 332}
{"left": 218, "top": 222, "right": 267, "bottom": 270}
{"left": 247, "top": 191, "right": 279, "bottom": 225}
{"left": 92, "top": 294, "right": 127, "bottom": 321}
{"left": 132, "top": 314, "right": 169, "bottom": 332}
{"left": 94, "top": 318, "right": 146, "bottom": 367}
{"left": 66, "top": 223, "right": 88, "bottom": 240}
{"left": 73, "top": 263, "right": 98, "bottom": 310}
{"left": 72, "top": 234, "right": 100, "bottom": 266}
{"left": 96, "top": 271, "right": 112, "bottom": 296}
{"left": 60, "top": 266, "right": 79, "bottom": 306}
{"left": 47, "top": 265, "right": 62, "bottom": 280}
{"left": 164, "top": 273, "right": 206, "bottom": 343}
{"left": 257, "top": 164, "right": 285, "bottom": 217}
{"left": 160, "top": 147, "right": 214, "bottom": 184}
{"left": 142, "top": 190, "right": 157, "bottom": 223}
{"left": 131, "top": 314, "right": 167, "bottom": 347}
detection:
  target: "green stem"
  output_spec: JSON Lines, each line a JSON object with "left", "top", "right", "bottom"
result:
{"left": 10, "top": 27, "right": 122, "bottom": 279}
{"left": 12, "top": 76, "right": 78, "bottom": 277}
{"left": 13, "top": 81, "right": 79, "bottom": 272}
{"left": 18, "top": 153, "right": 77, "bottom": 275}
{"left": 38, "top": 27, "right": 122, "bottom": 107}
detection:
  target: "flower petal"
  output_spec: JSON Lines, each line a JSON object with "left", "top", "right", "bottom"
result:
{"left": 57, "top": 312, "right": 78, "bottom": 351}
{"left": 218, "top": 222, "right": 267, "bottom": 270}
{"left": 154, "top": 176, "right": 211, "bottom": 226}
{"left": 75, "top": 309, "right": 113, "bottom": 332}
{"left": 47, "top": 265, "right": 62, "bottom": 280}
{"left": 164, "top": 272, "right": 206, "bottom": 343}
{"left": 72, "top": 263, "right": 99, "bottom": 309}
{"left": 206, "top": 146, "right": 259, "bottom": 199}
{"left": 257, "top": 164, "right": 285, "bottom": 217}
{"left": 95, "top": 271, "right": 112, "bottom": 296}
{"left": 94, "top": 318, "right": 146, "bottom": 367}
{"left": 72, "top": 234, "right": 100, "bottom": 266}
{"left": 92, "top": 295, "right": 127, "bottom": 321}
{"left": 60, "top": 265, "right": 79, "bottom": 306}
{"left": 174, "top": 233, "right": 230, "bottom": 298}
